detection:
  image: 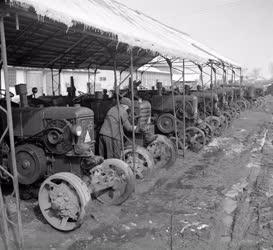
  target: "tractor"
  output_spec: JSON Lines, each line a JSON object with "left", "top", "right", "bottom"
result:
{"left": 190, "top": 90, "right": 227, "bottom": 137}
{"left": 71, "top": 92, "right": 177, "bottom": 180}
{"left": 0, "top": 84, "right": 135, "bottom": 231}
{"left": 148, "top": 93, "right": 211, "bottom": 153}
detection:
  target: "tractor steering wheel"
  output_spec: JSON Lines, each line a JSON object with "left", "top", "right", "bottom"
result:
{"left": 0, "top": 89, "right": 14, "bottom": 99}
{"left": 72, "top": 91, "right": 89, "bottom": 103}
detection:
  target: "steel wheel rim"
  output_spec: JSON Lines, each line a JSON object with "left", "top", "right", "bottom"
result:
{"left": 123, "top": 147, "right": 155, "bottom": 180}
{"left": 156, "top": 113, "right": 175, "bottom": 134}
{"left": 38, "top": 173, "right": 90, "bottom": 231}
{"left": 90, "top": 159, "right": 135, "bottom": 205}
{"left": 186, "top": 127, "right": 205, "bottom": 152}
{"left": 147, "top": 135, "right": 176, "bottom": 168}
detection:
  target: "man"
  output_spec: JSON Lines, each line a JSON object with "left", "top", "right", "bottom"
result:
{"left": 102, "top": 89, "right": 109, "bottom": 99}
{"left": 99, "top": 97, "right": 137, "bottom": 159}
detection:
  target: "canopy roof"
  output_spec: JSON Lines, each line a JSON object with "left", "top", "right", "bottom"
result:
{"left": 1, "top": 0, "right": 240, "bottom": 71}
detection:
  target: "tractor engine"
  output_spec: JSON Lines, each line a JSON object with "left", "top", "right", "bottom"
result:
{"left": 132, "top": 100, "right": 155, "bottom": 145}
{"left": 191, "top": 91, "right": 219, "bottom": 117}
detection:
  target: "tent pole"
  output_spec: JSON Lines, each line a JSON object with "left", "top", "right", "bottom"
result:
{"left": 214, "top": 66, "right": 217, "bottom": 89}
{"left": 210, "top": 62, "right": 213, "bottom": 117}
{"left": 182, "top": 59, "right": 186, "bottom": 157}
{"left": 239, "top": 68, "right": 242, "bottom": 101}
{"left": 130, "top": 49, "right": 136, "bottom": 172}
{"left": 113, "top": 50, "right": 125, "bottom": 160}
{"left": 0, "top": 62, "right": 2, "bottom": 90}
{"left": 222, "top": 65, "right": 226, "bottom": 85}
{"left": 51, "top": 68, "right": 55, "bottom": 96}
{"left": 87, "top": 67, "right": 90, "bottom": 82}
{"left": 0, "top": 16, "right": 24, "bottom": 249}
{"left": 58, "top": 68, "right": 62, "bottom": 95}
{"left": 199, "top": 65, "right": 206, "bottom": 118}
{"left": 0, "top": 184, "right": 9, "bottom": 250}
{"left": 166, "top": 58, "right": 179, "bottom": 152}
{"left": 94, "top": 68, "right": 97, "bottom": 93}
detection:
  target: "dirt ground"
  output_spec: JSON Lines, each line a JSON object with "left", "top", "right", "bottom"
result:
{"left": 2, "top": 96, "right": 273, "bottom": 250}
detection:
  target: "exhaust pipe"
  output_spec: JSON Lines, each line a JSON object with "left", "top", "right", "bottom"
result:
{"left": 15, "top": 83, "right": 28, "bottom": 107}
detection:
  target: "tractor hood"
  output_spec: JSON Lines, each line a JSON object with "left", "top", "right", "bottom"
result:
{"left": 151, "top": 94, "right": 196, "bottom": 112}
{"left": 42, "top": 106, "right": 93, "bottom": 120}
{"left": 192, "top": 92, "right": 218, "bottom": 102}
{"left": 12, "top": 106, "right": 94, "bottom": 137}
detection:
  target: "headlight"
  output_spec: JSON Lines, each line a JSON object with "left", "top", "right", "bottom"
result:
{"left": 71, "top": 125, "right": 82, "bottom": 137}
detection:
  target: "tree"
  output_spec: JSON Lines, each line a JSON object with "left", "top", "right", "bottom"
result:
{"left": 268, "top": 62, "right": 273, "bottom": 79}
{"left": 250, "top": 68, "right": 261, "bottom": 80}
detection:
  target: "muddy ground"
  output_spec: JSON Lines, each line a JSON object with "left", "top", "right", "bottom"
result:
{"left": 2, "top": 97, "right": 273, "bottom": 250}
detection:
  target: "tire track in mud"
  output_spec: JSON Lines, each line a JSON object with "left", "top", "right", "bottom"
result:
{"left": 223, "top": 124, "right": 273, "bottom": 250}
{"left": 211, "top": 125, "right": 268, "bottom": 250}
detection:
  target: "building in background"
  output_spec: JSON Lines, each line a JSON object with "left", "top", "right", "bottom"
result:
{"left": 1, "top": 64, "right": 201, "bottom": 97}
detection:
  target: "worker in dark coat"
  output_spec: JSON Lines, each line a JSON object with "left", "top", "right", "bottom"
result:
{"left": 99, "top": 97, "right": 136, "bottom": 159}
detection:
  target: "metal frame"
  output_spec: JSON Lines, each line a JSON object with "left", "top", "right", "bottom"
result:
{"left": 0, "top": 15, "right": 24, "bottom": 250}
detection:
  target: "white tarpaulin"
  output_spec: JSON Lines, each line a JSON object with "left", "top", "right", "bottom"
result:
{"left": 10, "top": 0, "right": 240, "bottom": 67}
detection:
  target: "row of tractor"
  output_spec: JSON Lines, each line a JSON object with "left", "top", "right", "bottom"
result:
{"left": 0, "top": 82, "right": 264, "bottom": 231}
{"left": 136, "top": 84, "right": 265, "bottom": 152}
{"left": 0, "top": 84, "right": 176, "bottom": 231}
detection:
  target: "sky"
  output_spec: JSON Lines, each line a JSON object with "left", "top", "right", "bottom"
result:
{"left": 118, "top": 0, "right": 273, "bottom": 78}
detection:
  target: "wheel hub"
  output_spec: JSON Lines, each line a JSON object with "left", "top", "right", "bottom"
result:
{"left": 47, "top": 182, "right": 80, "bottom": 220}
{"left": 90, "top": 165, "right": 126, "bottom": 194}
{"left": 22, "top": 159, "right": 31, "bottom": 169}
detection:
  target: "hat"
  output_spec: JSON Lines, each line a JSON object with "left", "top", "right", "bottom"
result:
{"left": 120, "top": 97, "right": 132, "bottom": 107}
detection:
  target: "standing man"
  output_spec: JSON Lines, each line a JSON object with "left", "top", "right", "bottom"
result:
{"left": 99, "top": 97, "right": 137, "bottom": 159}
